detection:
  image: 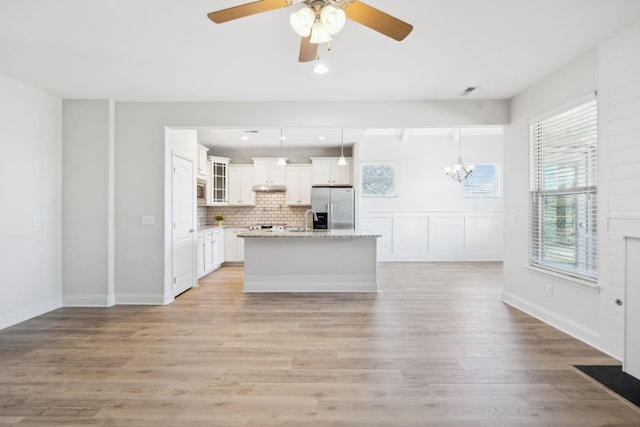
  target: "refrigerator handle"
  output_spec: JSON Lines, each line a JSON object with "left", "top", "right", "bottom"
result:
{"left": 329, "top": 203, "right": 333, "bottom": 229}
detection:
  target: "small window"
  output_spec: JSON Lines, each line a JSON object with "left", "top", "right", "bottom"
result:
{"left": 463, "top": 164, "right": 500, "bottom": 197}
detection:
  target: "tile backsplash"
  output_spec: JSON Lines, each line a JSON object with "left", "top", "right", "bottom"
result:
{"left": 198, "top": 192, "right": 310, "bottom": 228}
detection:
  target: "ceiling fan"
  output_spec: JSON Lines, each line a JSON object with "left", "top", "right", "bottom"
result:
{"left": 207, "top": 0, "right": 413, "bottom": 62}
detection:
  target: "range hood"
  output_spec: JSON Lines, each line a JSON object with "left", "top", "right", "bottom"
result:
{"left": 252, "top": 184, "right": 287, "bottom": 192}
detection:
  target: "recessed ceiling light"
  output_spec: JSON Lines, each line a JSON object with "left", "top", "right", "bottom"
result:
{"left": 240, "top": 136, "right": 249, "bottom": 141}
{"left": 313, "top": 63, "right": 329, "bottom": 74}
{"left": 318, "top": 136, "right": 326, "bottom": 140}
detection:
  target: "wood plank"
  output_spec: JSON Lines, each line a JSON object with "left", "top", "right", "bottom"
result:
{"left": 0, "top": 262, "right": 639, "bottom": 425}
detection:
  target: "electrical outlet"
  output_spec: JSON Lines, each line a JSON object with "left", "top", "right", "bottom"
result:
{"left": 546, "top": 284, "right": 554, "bottom": 297}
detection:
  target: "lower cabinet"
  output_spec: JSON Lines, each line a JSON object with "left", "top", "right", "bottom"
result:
{"left": 224, "top": 227, "right": 246, "bottom": 262}
{"left": 197, "top": 227, "right": 224, "bottom": 279}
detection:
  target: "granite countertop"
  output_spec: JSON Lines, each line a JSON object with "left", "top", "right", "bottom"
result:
{"left": 238, "top": 229, "right": 381, "bottom": 238}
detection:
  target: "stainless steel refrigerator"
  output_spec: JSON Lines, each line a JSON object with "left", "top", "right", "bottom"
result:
{"left": 311, "top": 186, "right": 355, "bottom": 230}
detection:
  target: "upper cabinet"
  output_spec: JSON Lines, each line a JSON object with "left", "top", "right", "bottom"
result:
{"left": 228, "top": 165, "right": 255, "bottom": 206}
{"left": 208, "top": 156, "right": 229, "bottom": 205}
{"left": 285, "top": 165, "right": 312, "bottom": 206}
{"left": 253, "top": 158, "right": 286, "bottom": 186}
{"left": 311, "top": 157, "right": 352, "bottom": 186}
{"left": 197, "top": 144, "right": 209, "bottom": 181}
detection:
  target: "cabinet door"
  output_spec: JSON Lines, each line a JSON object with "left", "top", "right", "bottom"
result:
{"left": 229, "top": 166, "right": 255, "bottom": 206}
{"left": 298, "top": 166, "right": 312, "bottom": 204}
{"left": 211, "top": 230, "right": 220, "bottom": 269}
{"left": 286, "top": 166, "right": 312, "bottom": 205}
{"left": 197, "top": 146, "right": 209, "bottom": 180}
{"left": 253, "top": 160, "right": 270, "bottom": 185}
{"left": 239, "top": 167, "right": 255, "bottom": 205}
{"left": 228, "top": 167, "right": 243, "bottom": 205}
{"left": 196, "top": 233, "right": 206, "bottom": 278}
{"left": 332, "top": 159, "right": 352, "bottom": 185}
{"left": 311, "top": 159, "right": 332, "bottom": 185}
{"left": 285, "top": 167, "right": 300, "bottom": 205}
{"left": 269, "top": 161, "right": 286, "bottom": 185}
{"left": 237, "top": 235, "right": 245, "bottom": 262}
{"left": 224, "top": 228, "right": 237, "bottom": 262}
{"left": 217, "top": 228, "right": 225, "bottom": 265}
{"left": 254, "top": 159, "right": 285, "bottom": 185}
{"left": 204, "top": 231, "right": 214, "bottom": 272}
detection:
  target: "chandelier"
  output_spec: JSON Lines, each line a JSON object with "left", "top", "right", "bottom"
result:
{"left": 444, "top": 129, "right": 474, "bottom": 182}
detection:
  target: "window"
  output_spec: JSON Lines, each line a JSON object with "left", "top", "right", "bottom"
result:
{"left": 529, "top": 93, "right": 597, "bottom": 281}
{"left": 463, "top": 164, "right": 500, "bottom": 197}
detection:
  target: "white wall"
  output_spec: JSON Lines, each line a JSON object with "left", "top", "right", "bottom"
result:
{"left": 62, "top": 100, "right": 115, "bottom": 306}
{"left": 0, "top": 73, "right": 62, "bottom": 329}
{"left": 114, "top": 100, "right": 509, "bottom": 303}
{"left": 503, "top": 48, "right": 607, "bottom": 352}
{"left": 598, "top": 21, "right": 640, "bottom": 363}
{"left": 359, "top": 130, "right": 504, "bottom": 261}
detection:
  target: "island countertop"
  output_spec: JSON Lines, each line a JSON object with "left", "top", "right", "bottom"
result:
{"left": 237, "top": 229, "right": 381, "bottom": 239}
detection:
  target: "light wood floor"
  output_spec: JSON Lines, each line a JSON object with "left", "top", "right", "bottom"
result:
{"left": 1, "top": 262, "right": 639, "bottom": 426}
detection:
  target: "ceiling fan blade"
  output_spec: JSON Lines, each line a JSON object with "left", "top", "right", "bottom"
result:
{"left": 299, "top": 36, "right": 318, "bottom": 62}
{"left": 345, "top": 1, "right": 413, "bottom": 41}
{"left": 208, "top": 0, "right": 288, "bottom": 24}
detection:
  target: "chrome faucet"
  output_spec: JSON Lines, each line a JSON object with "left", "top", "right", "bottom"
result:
{"left": 304, "top": 209, "right": 318, "bottom": 232}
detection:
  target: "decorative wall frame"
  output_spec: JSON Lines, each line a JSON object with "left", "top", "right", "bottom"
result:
{"left": 361, "top": 162, "right": 398, "bottom": 197}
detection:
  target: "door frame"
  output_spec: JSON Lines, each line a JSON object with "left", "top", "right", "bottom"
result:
{"left": 171, "top": 152, "right": 196, "bottom": 297}
{"left": 164, "top": 128, "right": 199, "bottom": 304}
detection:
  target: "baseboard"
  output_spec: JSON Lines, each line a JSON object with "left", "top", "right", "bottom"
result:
{"left": 62, "top": 295, "right": 115, "bottom": 307}
{"left": 0, "top": 297, "right": 62, "bottom": 331}
{"left": 378, "top": 254, "right": 503, "bottom": 262}
{"left": 115, "top": 294, "right": 168, "bottom": 305}
{"left": 501, "top": 291, "right": 619, "bottom": 360}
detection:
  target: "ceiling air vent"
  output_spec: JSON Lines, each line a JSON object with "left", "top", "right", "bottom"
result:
{"left": 461, "top": 86, "right": 478, "bottom": 96}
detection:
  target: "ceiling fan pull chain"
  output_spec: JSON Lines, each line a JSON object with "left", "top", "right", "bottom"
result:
{"left": 327, "top": 41, "right": 332, "bottom": 51}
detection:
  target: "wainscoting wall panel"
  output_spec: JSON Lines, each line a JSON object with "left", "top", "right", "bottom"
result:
{"left": 359, "top": 216, "right": 394, "bottom": 256}
{"left": 394, "top": 216, "right": 429, "bottom": 258}
{"left": 360, "top": 211, "right": 503, "bottom": 261}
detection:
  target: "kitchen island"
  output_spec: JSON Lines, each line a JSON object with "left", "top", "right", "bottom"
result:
{"left": 238, "top": 229, "right": 381, "bottom": 292}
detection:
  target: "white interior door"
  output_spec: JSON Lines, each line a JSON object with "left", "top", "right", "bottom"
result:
{"left": 625, "top": 237, "right": 640, "bottom": 379}
{"left": 173, "top": 154, "right": 195, "bottom": 296}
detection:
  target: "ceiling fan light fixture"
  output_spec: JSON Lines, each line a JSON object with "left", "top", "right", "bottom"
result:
{"left": 320, "top": 5, "right": 346, "bottom": 35}
{"left": 312, "top": 63, "right": 329, "bottom": 74}
{"left": 290, "top": 7, "right": 315, "bottom": 37}
{"left": 310, "top": 22, "right": 332, "bottom": 44}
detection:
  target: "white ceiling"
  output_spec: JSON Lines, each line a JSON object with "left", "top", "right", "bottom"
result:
{"left": 2, "top": 1, "right": 639, "bottom": 150}
{"left": 2, "top": 0, "right": 640, "bottom": 103}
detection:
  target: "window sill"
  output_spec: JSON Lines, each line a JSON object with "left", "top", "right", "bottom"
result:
{"left": 525, "top": 265, "right": 600, "bottom": 294}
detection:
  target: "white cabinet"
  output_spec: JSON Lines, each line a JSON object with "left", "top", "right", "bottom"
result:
{"left": 208, "top": 156, "right": 229, "bottom": 205}
{"left": 285, "top": 165, "right": 312, "bottom": 206}
{"left": 197, "top": 227, "right": 224, "bottom": 279}
{"left": 197, "top": 144, "right": 209, "bottom": 181}
{"left": 311, "top": 157, "right": 352, "bottom": 186}
{"left": 196, "top": 232, "right": 206, "bottom": 278}
{"left": 224, "top": 228, "right": 246, "bottom": 262}
{"left": 228, "top": 165, "right": 256, "bottom": 206}
{"left": 253, "top": 158, "right": 286, "bottom": 186}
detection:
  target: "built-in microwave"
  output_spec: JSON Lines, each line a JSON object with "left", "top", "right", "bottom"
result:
{"left": 197, "top": 181, "right": 206, "bottom": 204}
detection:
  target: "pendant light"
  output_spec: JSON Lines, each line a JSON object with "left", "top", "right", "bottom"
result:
{"left": 337, "top": 128, "right": 347, "bottom": 166}
{"left": 277, "top": 129, "right": 287, "bottom": 166}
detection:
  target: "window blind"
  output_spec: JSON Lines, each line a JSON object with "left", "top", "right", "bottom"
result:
{"left": 463, "top": 164, "right": 500, "bottom": 197}
{"left": 529, "top": 93, "right": 598, "bottom": 281}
